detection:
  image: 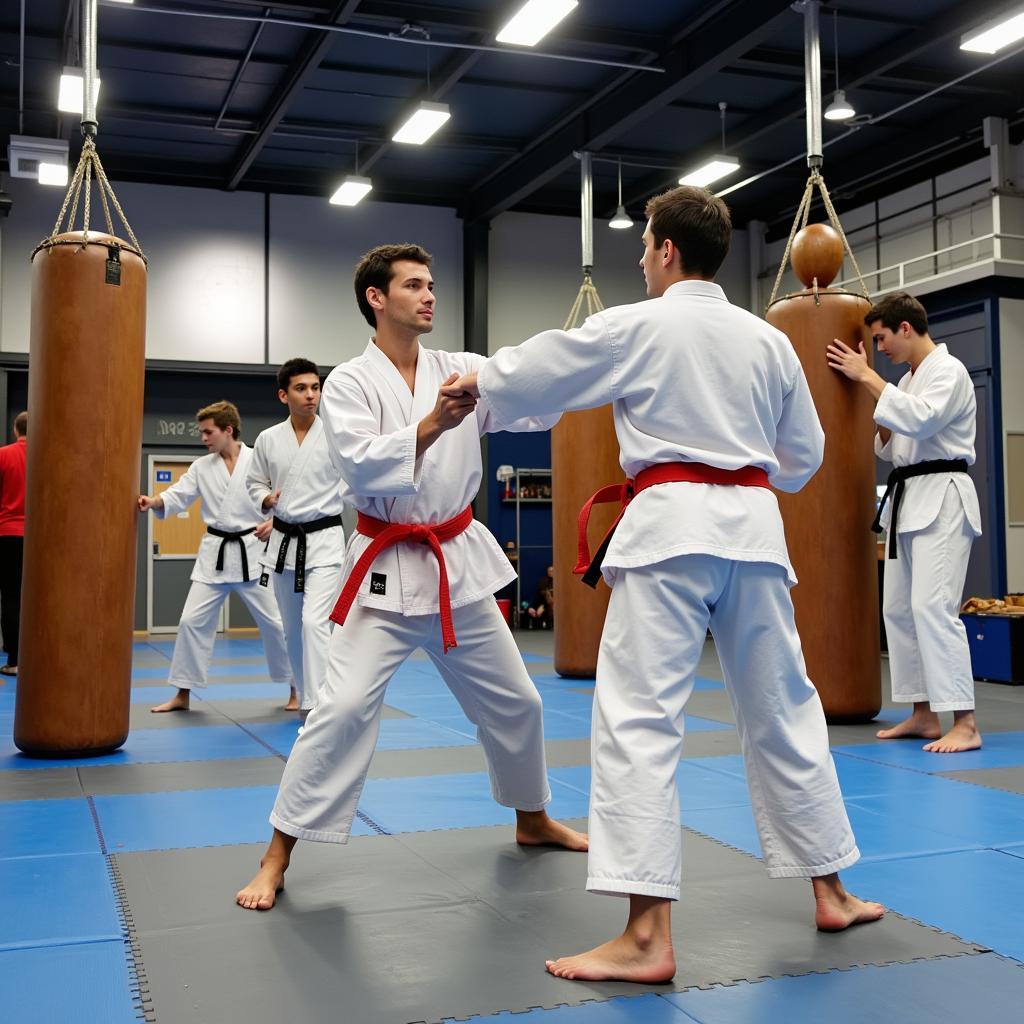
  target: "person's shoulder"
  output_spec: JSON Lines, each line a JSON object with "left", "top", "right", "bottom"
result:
{"left": 426, "top": 347, "right": 482, "bottom": 372}
{"left": 254, "top": 420, "right": 287, "bottom": 444}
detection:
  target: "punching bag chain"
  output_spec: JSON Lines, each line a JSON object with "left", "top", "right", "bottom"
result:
{"left": 42, "top": 138, "right": 146, "bottom": 262}
{"left": 766, "top": 170, "right": 868, "bottom": 310}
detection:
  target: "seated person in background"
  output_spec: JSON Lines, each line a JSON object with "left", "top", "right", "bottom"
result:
{"left": 526, "top": 566, "right": 554, "bottom": 628}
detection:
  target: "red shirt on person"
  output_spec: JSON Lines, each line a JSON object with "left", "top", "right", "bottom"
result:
{"left": 0, "top": 437, "right": 27, "bottom": 537}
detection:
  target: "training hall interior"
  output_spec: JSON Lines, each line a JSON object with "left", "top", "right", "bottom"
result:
{"left": 2, "top": 1, "right": 1024, "bottom": 1022}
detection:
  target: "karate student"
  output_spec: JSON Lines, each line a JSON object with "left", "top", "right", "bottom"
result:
{"left": 247, "top": 358, "right": 346, "bottom": 717}
{"left": 447, "top": 186, "right": 883, "bottom": 983}
{"left": 827, "top": 292, "right": 982, "bottom": 753}
{"left": 139, "top": 401, "right": 294, "bottom": 712}
{"left": 235, "top": 243, "right": 587, "bottom": 912}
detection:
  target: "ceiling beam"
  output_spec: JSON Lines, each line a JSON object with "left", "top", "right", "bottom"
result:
{"left": 224, "top": 0, "right": 362, "bottom": 190}
{"left": 463, "top": 0, "right": 795, "bottom": 222}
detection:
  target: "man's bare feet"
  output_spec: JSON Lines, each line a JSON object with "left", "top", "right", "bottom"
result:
{"left": 546, "top": 895, "right": 675, "bottom": 983}
{"left": 236, "top": 829, "right": 297, "bottom": 912}
{"left": 151, "top": 688, "right": 190, "bottom": 713}
{"left": 515, "top": 809, "right": 588, "bottom": 851}
{"left": 923, "top": 711, "right": 982, "bottom": 753}
{"left": 282, "top": 686, "right": 299, "bottom": 712}
{"left": 236, "top": 856, "right": 288, "bottom": 911}
{"left": 876, "top": 702, "right": 940, "bottom": 741}
{"left": 812, "top": 873, "right": 885, "bottom": 932}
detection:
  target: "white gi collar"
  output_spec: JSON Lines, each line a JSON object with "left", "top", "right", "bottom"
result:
{"left": 662, "top": 280, "right": 727, "bottom": 301}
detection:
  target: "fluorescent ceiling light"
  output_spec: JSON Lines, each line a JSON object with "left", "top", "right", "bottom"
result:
{"left": 391, "top": 102, "right": 451, "bottom": 145}
{"left": 329, "top": 175, "right": 373, "bottom": 206}
{"left": 824, "top": 89, "right": 856, "bottom": 121}
{"left": 38, "top": 162, "right": 69, "bottom": 187}
{"left": 961, "top": 9, "right": 1024, "bottom": 53}
{"left": 58, "top": 67, "right": 101, "bottom": 114}
{"left": 678, "top": 156, "right": 740, "bottom": 188}
{"left": 496, "top": 0, "right": 578, "bottom": 47}
{"left": 609, "top": 205, "right": 633, "bottom": 230}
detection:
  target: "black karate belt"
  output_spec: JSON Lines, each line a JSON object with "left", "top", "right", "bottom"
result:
{"left": 207, "top": 525, "right": 256, "bottom": 582}
{"left": 272, "top": 514, "right": 343, "bottom": 593}
{"left": 872, "top": 458, "right": 969, "bottom": 559}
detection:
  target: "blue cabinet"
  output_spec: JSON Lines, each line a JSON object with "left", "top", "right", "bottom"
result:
{"left": 961, "top": 613, "right": 1024, "bottom": 684}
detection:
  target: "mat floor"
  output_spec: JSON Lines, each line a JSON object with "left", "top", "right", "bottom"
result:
{"left": 2, "top": 632, "right": 1023, "bottom": 1023}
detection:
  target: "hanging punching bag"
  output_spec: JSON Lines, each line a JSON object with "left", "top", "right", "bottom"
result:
{"left": 551, "top": 406, "right": 623, "bottom": 677}
{"left": 766, "top": 224, "right": 881, "bottom": 722}
{"left": 14, "top": 230, "right": 147, "bottom": 756}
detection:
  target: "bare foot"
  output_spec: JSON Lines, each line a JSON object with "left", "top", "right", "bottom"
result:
{"left": 151, "top": 689, "right": 190, "bottom": 713}
{"left": 236, "top": 855, "right": 288, "bottom": 911}
{"left": 545, "top": 933, "right": 676, "bottom": 983}
{"left": 923, "top": 718, "right": 982, "bottom": 753}
{"left": 282, "top": 687, "right": 299, "bottom": 712}
{"left": 515, "top": 810, "right": 588, "bottom": 851}
{"left": 876, "top": 711, "right": 940, "bottom": 741}
{"left": 813, "top": 875, "right": 885, "bottom": 932}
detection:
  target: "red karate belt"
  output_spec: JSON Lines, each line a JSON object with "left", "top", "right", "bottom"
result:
{"left": 329, "top": 505, "right": 474, "bottom": 653}
{"left": 575, "top": 462, "right": 772, "bottom": 588}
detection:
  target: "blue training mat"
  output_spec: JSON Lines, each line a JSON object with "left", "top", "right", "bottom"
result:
{"left": 0, "top": 798, "right": 102, "bottom": 859}
{"left": 483, "top": 993, "right": 693, "bottom": 1022}
{"left": 663, "top": 953, "right": 1024, "bottom": 1024}
{"left": 844, "top": 850, "right": 1024, "bottom": 961}
{"left": 0, "top": 940, "right": 142, "bottom": 1024}
{"left": 832, "top": 731, "right": 1024, "bottom": 771}
{"left": 247, "top": 717, "right": 477, "bottom": 758}
{"left": 0, "top": 724, "right": 270, "bottom": 771}
{"left": 93, "top": 785, "right": 376, "bottom": 853}
{"left": 0, "top": 853, "right": 122, "bottom": 951}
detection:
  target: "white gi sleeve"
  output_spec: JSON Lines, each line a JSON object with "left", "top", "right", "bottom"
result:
{"left": 321, "top": 371, "right": 421, "bottom": 497}
{"left": 873, "top": 369, "right": 962, "bottom": 441}
{"left": 874, "top": 430, "right": 894, "bottom": 461}
{"left": 771, "top": 361, "right": 825, "bottom": 493}
{"left": 461, "top": 353, "right": 561, "bottom": 435}
{"left": 477, "top": 313, "right": 617, "bottom": 424}
{"left": 155, "top": 461, "right": 199, "bottom": 519}
{"left": 246, "top": 434, "right": 274, "bottom": 512}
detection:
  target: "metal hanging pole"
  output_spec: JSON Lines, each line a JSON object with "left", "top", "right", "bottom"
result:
{"left": 800, "top": 0, "right": 822, "bottom": 169}
{"left": 580, "top": 150, "right": 594, "bottom": 274}
{"left": 81, "top": 0, "right": 98, "bottom": 138}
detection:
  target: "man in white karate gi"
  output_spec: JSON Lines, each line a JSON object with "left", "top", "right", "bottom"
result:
{"left": 447, "top": 187, "right": 883, "bottom": 983}
{"left": 828, "top": 291, "right": 982, "bottom": 753}
{"left": 247, "top": 358, "right": 346, "bottom": 718}
{"left": 139, "top": 401, "right": 293, "bottom": 712}
{"left": 236, "top": 244, "right": 587, "bottom": 913}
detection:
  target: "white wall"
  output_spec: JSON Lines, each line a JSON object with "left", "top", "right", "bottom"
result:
{"left": 268, "top": 194, "right": 463, "bottom": 367}
{"left": 487, "top": 210, "right": 750, "bottom": 355}
{"left": 1001, "top": 297, "right": 1024, "bottom": 592}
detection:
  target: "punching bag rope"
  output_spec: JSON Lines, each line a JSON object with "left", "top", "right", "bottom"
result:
{"left": 765, "top": 169, "right": 867, "bottom": 310}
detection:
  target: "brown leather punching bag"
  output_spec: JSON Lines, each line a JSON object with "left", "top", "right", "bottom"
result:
{"left": 14, "top": 231, "right": 146, "bottom": 756}
{"left": 766, "top": 225, "right": 880, "bottom": 722}
{"left": 552, "top": 406, "right": 623, "bottom": 677}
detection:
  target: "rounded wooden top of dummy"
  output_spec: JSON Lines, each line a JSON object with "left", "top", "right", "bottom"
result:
{"left": 791, "top": 223, "right": 844, "bottom": 288}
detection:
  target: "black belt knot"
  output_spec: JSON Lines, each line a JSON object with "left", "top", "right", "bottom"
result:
{"left": 206, "top": 525, "right": 256, "bottom": 581}
{"left": 872, "top": 458, "right": 969, "bottom": 559}
{"left": 272, "top": 514, "right": 344, "bottom": 592}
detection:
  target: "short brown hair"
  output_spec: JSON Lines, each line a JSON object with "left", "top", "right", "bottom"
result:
{"left": 644, "top": 185, "right": 731, "bottom": 278}
{"left": 13, "top": 411, "right": 27, "bottom": 438}
{"left": 354, "top": 244, "right": 433, "bottom": 328}
{"left": 196, "top": 400, "right": 241, "bottom": 440}
{"left": 865, "top": 292, "right": 928, "bottom": 335}
{"left": 277, "top": 357, "right": 319, "bottom": 392}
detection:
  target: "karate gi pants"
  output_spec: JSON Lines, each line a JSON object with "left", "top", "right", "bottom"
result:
{"left": 270, "top": 597, "right": 552, "bottom": 843}
{"left": 588, "top": 554, "right": 859, "bottom": 900}
{"left": 883, "top": 483, "right": 976, "bottom": 712}
{"left": 167, "top": 579, "right": 292, "bottom": 690}
{"left": 271, "top": 564, "right": 344, "bottom": 711}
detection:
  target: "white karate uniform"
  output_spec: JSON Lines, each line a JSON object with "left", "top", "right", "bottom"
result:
{"left": 269, "top": 341, "right": 559, "bottom": 842}
{"left": 478, "top": 279, "right": 859, "bottom": 897}
{"left": 155, "top": 445, "right": 292, "bottom": 691}
{"left": 874, "top": 343, "right": 981, "bottom": 711}
{"left": 247, "top": 418, "right": 346, "bottom": 710}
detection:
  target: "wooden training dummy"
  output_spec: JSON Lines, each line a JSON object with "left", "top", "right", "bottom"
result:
{"left": 15, "top": 148, "right": 147, "bottom": 755}
{"left": 766, "top": 221, "right": 881, "bottom": 722}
